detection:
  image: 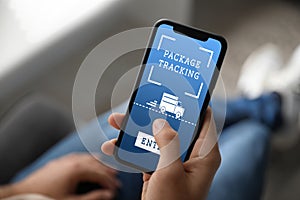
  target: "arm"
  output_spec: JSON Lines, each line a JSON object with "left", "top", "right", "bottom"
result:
{"left": 0, "top": 154, "right": 120, "bottom": 200}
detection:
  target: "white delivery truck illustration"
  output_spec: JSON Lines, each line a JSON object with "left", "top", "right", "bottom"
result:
{"left": 159, "top": 92, "right": 185, "bottom": 119}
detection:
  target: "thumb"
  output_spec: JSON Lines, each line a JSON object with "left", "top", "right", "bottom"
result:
{"left": 153, "top": 119, "right": 181, "bottom": 170}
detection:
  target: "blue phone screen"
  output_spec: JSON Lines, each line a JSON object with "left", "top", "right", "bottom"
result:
{"left": 117, "top": 23, "right": 223, "bottom": 171}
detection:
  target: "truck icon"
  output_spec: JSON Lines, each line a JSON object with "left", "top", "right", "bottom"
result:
{"left": 159, "top": 92, "right": 185, "bottom": 119}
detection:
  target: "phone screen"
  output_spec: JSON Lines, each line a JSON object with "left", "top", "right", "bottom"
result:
{"left": 115, "top": 20, "right": 226, "bottom": 172}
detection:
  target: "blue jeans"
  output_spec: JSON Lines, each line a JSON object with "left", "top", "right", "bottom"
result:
{"left": 12, "top": 93, "right": 280, "bottom": 200}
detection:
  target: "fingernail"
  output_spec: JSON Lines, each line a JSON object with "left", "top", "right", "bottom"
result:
{"left": 153, "top": 119, "right": 167, "bottom": 135}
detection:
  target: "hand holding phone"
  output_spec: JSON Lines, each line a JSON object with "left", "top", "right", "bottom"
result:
{"left": 101, "top": 107, "right": 221, "bottom": 200}
{"left": 112, "top": 20, "right": 226, "bottom": 172}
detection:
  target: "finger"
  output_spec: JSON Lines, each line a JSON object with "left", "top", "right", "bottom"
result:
{"left": 101, "top": 139, "right": 117, "bottom": 156}
{"left": 91, "top": 153, "right": 118, "bottom": 175}
{"left": 68, "top": 153, "right": 117, "bottom": 175}
{"left": 199, "top": 107, "right": 213, "bottom": 140}
{"left": 198, "top": 114, "right": 219, "bottom": 159}
{"left": 189, "top": 107, "right": 219, "bottom": 159}
{"left": 108, "top": 113, "right": 125, "bottom": 130}
{"left": 79, "top": 166, "right": 120, "bottom": 190}
{"left": 182, "top": 109, "right": 221, "bottom": 199}
{"left": 152, "top": 119, "right": 182, "bottom": 171}
{"left": 142, "top": 172, "right": 151, "bottom": 182}
{"left": 76, "top": 157, "right": 121, "bottom": 190}
{"left": 142, "top": 175, "right": 149, "bottom": 199}
{"left": 70, "top": 189, "right": 115, "bottom": 200}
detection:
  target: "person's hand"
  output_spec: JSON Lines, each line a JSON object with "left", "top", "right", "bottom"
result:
{"left": 13, "top": 153, "right": 120, "bottom": 200}
{"left": 101, "top": 107, "right": 221, "bottom": 200}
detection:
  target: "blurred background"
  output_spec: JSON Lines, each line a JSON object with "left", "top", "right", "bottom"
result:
{"left": 0, "top": 0, "right": 300, "bottom": 199}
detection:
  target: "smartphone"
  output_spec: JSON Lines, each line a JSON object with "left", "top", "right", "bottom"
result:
{"left": 114, "top": 20, "right": 227, "bottom": 172}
